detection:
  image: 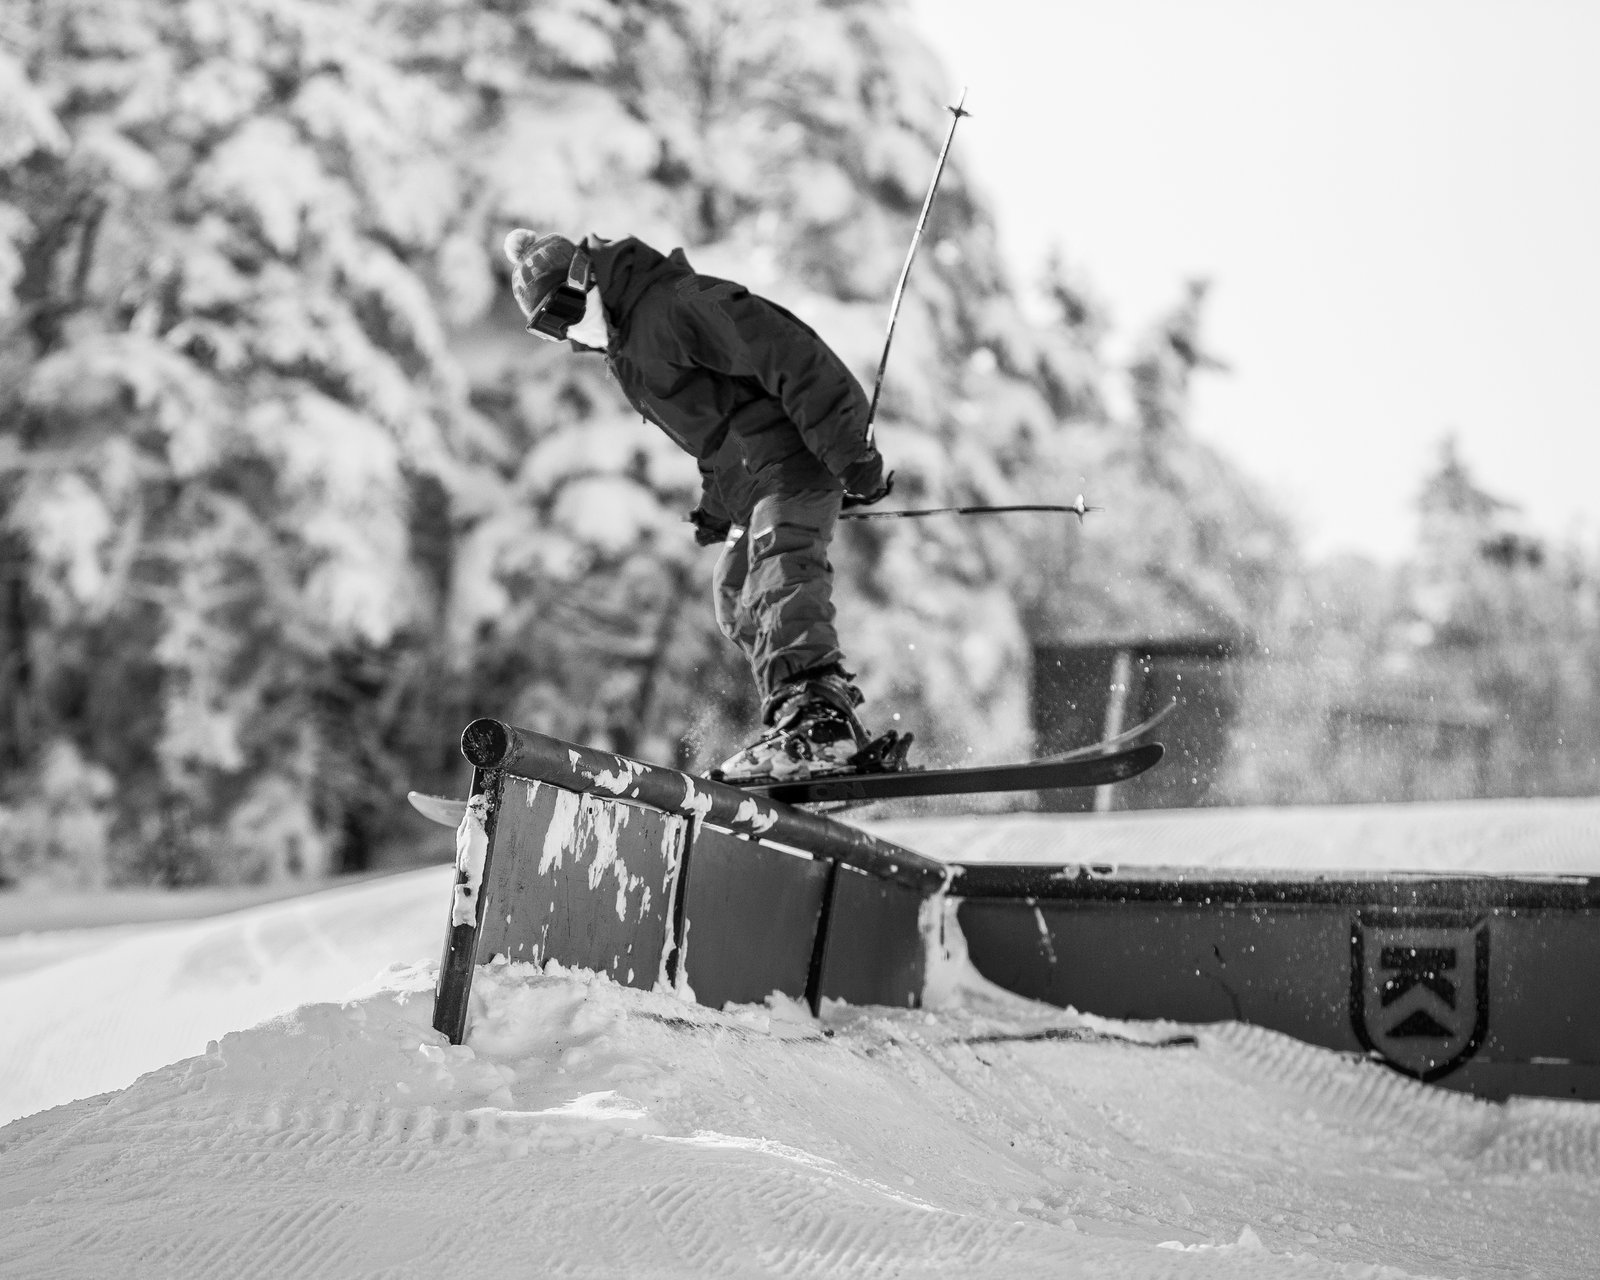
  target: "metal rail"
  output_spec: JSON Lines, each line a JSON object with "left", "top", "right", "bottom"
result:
{"left": 458, "top": 718, "right": 950, "bottom": 893}
{"left": 947, "top": 862, "right": 1600, "bottom": 908}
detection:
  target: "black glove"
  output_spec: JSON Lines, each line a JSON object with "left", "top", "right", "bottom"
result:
{"left": 842, "top": 470, "right": 894, "bottom": 510}
{"left": 685, "top": 506, "right": 732, "bottom": 546}
{"left": 840, "top": 447, "right": 885, "bottom": 503}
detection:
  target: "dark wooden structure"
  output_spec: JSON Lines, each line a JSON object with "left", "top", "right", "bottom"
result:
{"left": 1032, "top": 636, "right": 1246, "bottom": 811}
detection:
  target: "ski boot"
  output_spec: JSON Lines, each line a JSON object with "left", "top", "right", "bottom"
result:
{"left": 713, "top": 670, "right": 870, "bottom": 784}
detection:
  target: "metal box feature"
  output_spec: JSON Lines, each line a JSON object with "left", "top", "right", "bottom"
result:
{"left": 955, "top": 875, "right": 1600, "bottom": 1102}
{"left": 432, "top": 720, "right": 942, "bottom": 1045}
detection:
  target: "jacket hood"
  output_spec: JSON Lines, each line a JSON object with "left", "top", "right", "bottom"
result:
{"left": 587, "top": 237, "right": 693, "bottom": 340}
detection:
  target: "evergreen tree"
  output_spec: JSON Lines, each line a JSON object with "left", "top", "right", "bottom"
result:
{"left": 1402, "top": 436, "right": 1598, "bottom": 795}
{"left": 1, "top": 0, "right": 489, "bottom": 881}
{"left": 1222, "top": 436, "right": 1600, "bottom": 805}
{"left": 1023, "top": 278, "right": 1292, "bottom": 649}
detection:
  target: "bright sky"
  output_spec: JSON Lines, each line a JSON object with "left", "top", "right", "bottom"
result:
{"left": 909, "top": 0, "right": 1600, "bottom": 560}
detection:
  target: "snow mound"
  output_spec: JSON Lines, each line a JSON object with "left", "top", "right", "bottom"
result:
{"left": 3, "top": 955, "right": 1596, "bottom": 1279}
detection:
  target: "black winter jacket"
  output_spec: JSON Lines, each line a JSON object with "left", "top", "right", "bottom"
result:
{"left": 587, "top": 237, "right": 883, "bottom": 525}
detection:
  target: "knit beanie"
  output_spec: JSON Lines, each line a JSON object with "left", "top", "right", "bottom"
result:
{"left": 503, "top": 228, "right": 577, "bottom": 321}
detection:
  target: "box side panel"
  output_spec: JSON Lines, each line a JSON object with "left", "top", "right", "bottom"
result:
{"left": 679, "top": 827, "right": 830, "bottom": 1009}
{"left": 474, "top": 777, "right": 561, "bottom": 964}
{"left": 958, "top": 897, "right": 1600, "bottom": 1101}
{"left": 475, "top": 779, "right": 684, "bottom": 992}
{"left": 818, "top": 865, "right": 926, "bottom": 1009}
{"left": 1486, "top": 911, "right": 1600, "bottom": 1063}
{"left": 960, "top": 900, "right": 1352, "bottom": 1046}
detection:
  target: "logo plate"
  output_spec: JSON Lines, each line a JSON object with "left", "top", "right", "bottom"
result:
{"left": 1350, "top": 911, "right": 1490, "bottom": 1082}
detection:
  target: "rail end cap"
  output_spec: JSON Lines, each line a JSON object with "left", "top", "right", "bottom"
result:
{"left": 461, "top": 718, "right": 514, "bottom": 769}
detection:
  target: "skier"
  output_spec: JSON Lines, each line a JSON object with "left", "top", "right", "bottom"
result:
{"left": 502, "top": 228, "right": 896, "bottom": 781}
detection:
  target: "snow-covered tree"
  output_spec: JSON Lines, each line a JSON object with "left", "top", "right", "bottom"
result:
{"left": 1021, "top": 279, "right": 1292, "bottom": 650}
{"left": 1220, "top": 437, "right": 1600, "bottom": 805}
{"left": 1402, "top": 437, "right": 1599, "bottom": 794}
{"left": 0, "top": 0, "right": 493, "bottom": 881}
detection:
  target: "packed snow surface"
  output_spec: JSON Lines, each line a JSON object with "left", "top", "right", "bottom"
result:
{"left": 4, "top": 949, "right": 1598, "bottom": 1279}
{"left": 863, "top": 795, "right": 1600, "bottom": 876}
{"left": 3, "top": 800, "right": 1599, "bottom": 1278}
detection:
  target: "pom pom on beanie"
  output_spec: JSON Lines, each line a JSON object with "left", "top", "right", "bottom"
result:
{"left": 502, "top": 227, "right": 541, "bottom": 265}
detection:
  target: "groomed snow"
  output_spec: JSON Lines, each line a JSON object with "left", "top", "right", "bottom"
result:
{"left": 2, "top": 804, "right": 1598, "bottom": 1278}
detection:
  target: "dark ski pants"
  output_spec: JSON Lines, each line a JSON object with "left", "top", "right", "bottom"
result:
{"left": 713, "top": 488, "right": 846, "bottom": 719}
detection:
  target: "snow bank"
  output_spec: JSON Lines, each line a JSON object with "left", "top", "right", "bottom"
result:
{"left": 4, "top": 811, "right": 1600, "bottom": 1278}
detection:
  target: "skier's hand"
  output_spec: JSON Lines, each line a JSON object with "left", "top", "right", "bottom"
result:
{"left": 842, "top": 470, "right": 894, "bottom": 510}
{"left": 840, "top": 447, "right": 886, "bottom": 504}
{"left": 685, "top": 506, "right": 732, "bottom": 546}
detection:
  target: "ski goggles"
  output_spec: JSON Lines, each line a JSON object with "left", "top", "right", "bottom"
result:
{"left": 523, "top": 248, "right": 593, "bottom": 342}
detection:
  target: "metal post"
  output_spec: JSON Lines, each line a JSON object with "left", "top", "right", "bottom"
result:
{"left": 804, "top": 859, "right": 842, "bottom": 1017}
{"left": 1094, "top": 650, "right": 1134, "bottom": 813}
{"left": 432, "top": 767, "right": 503, "bottom": 1043}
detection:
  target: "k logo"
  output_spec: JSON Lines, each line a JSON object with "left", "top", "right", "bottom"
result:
{"left": 1350, "top": 912, "right": 1490, "bottom": 1082}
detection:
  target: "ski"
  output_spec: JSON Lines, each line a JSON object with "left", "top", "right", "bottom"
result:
{"left": 735, "top": 741, "right": 1164, "bottom": 806}
{"left": 406, "top": 737, "right": 1164, "bottom": 828}
{"left": 706, "top": 700, "right": 1172, "bottom": 800}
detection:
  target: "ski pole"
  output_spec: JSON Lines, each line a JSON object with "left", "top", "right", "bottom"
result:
{"left": 866, "top": 89, "right": 971, "bottom": 443}
{"left": 841, "top": 496, "right": 1103, "bottom": 522}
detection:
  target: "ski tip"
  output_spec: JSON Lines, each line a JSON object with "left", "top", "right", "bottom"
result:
{"left": 407, "top": 790, "right": 468, "bottom": 828}
{"left": 1145, "top": 698, "right": 1180, "bottom": 732}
